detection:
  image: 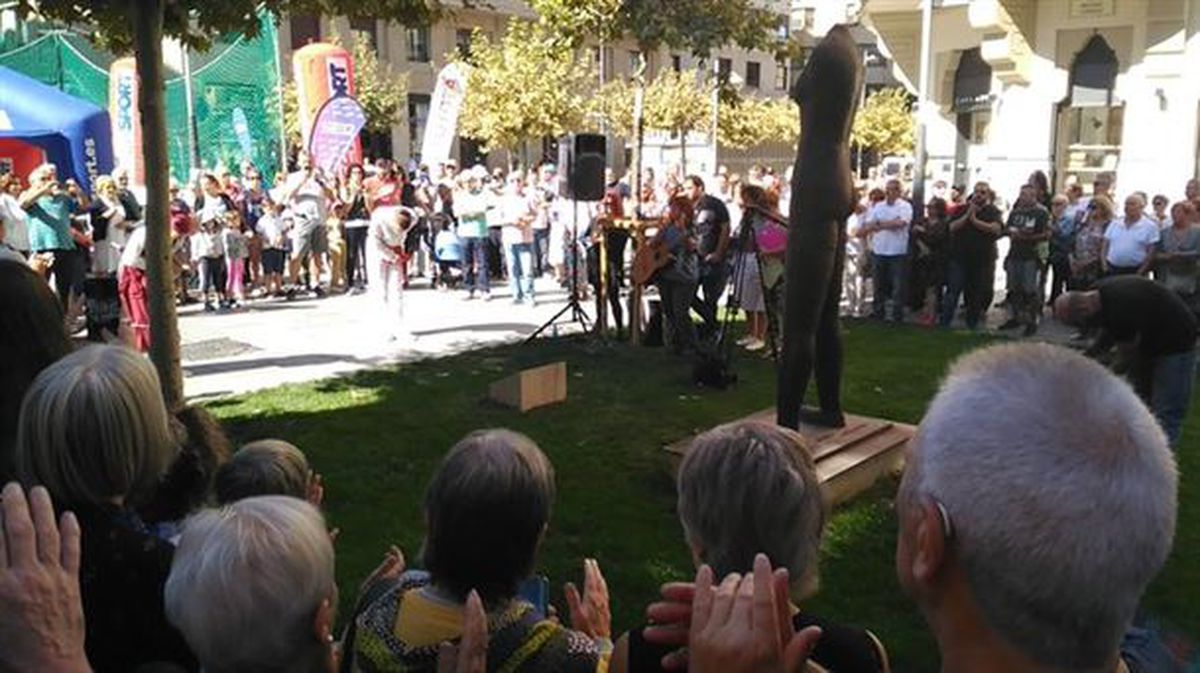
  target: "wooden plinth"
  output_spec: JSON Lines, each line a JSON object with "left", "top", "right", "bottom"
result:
{"left": 488, "top": 362, "right": 568, "bottom": 413}
{"left": 662, "top": 409, "right": 913, "bottom": 506}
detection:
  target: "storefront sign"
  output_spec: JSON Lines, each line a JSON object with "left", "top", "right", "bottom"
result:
{"left": 1070, "top": 0, "right": 1115, "bottom": 18}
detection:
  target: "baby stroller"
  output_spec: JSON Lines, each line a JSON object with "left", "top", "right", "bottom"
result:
{"left": 430, "top": 213, "right": 465, "bottom": 289}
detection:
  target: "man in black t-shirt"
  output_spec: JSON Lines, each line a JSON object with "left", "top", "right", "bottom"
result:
{"left": 1055, "top": 275, "right": 1198, "bottom": 444}
{"left": 1001, "top": 184, "right": 1051, "bottom": 336}
{"left": 940, "top": 181, "right": 1003, "bottom": 330}
{"left": 684, "top": 175, "right": 731, "bottom": 339}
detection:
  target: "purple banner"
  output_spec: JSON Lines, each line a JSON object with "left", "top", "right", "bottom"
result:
{"left": 308, "top": 95, "right": 367, "bottom": 174}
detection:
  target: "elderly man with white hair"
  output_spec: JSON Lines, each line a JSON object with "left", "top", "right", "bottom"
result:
{"left": 19, "top": 162, "right": 90, "bottom": 307}
{"left": 896, "top": 342, "right": 1177, "bottom": 673}
{"left": 1100, "top": 193, "right": 1159, "bottom": 277}
{"left": 645, "top": 342, "right": 1178, "bottom": 673}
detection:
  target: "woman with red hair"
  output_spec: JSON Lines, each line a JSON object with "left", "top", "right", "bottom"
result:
{"left": 652, "top": 196, "right": 700, "bottom": 355}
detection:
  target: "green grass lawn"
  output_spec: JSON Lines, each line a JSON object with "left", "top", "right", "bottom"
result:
{"left": 205, "top": 321, "right": 1199, "bottom": 671}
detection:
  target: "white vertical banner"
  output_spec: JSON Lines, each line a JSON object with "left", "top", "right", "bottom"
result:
{"left": 421, "top": 62, "right": 469, "bottom": 166}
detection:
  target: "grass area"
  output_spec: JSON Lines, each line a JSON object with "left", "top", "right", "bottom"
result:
{"left": 204, "top": 321, "right": 1199, "bottom": 671}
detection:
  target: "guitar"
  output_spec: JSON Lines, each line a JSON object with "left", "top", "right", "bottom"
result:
{"left": 632, "top": 237, "right": 674, "bottom": 286}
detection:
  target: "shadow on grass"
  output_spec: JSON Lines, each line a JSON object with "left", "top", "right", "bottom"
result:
{"left": 202, "top": 321, "right": 1200, "bottom": 671}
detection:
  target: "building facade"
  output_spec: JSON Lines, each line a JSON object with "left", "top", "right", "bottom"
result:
{"left": 279, "top": 1, "right": 794, "bottom": 175}
{"left": 862, "top": 0, "right": 1200, "bottom": 202}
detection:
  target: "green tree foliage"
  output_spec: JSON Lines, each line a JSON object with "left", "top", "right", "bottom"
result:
{"left": 528, "top": 0, "right": 781, "bottom": 55}
{"left": 20, "top": 0, "right": 449, "bottom": 406}
{"left": 592, "top": 69, "right": 709, "bottom": 140}
{"left": 278, "top": 80, "right": 303, "bottom": 154}
{"left": 20, "top": 1, "right": 459, "bottom": 51}
{"left": 851, "top": 87, "right": 915, "bottom": 157}
{"left": 455, "top": 21, "right": 594, "bottom": 155}
{"left": 348, "top": 33, "right": 409, "bottom": 136}
{"left": 718, "top": 96, "right": 800, "bottom": 149}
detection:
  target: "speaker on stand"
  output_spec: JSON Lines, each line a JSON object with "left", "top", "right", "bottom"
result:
{"left": 525, "top": 133, "right": 607, "bottom": 343}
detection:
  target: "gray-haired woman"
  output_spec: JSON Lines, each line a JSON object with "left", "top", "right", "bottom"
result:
{"left": 612, "top": 420, "right": 890, "bottom": 673}
{"left": 165, "top": 496, "right": 337, "bottom": 673}
{"left": 15, "top": 344, "right": 195, "bottom": 672}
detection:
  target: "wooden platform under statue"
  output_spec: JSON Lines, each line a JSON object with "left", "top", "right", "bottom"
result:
{"left": 662, "top": 410, "right": 914, "bottom": 506}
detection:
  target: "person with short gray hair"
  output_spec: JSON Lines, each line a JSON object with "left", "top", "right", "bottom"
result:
{"left": 613, "top": 421, "right": 888, "bottom": 673}
{"left": 896, "top": 342, "right": 1177, "bottom": 672}
{"left": 215, "top": 439, "right": 311, "bottom": 505}
{"left": 165, "top": 496, "right": 336, "bottom": 673}
{"left": 14, "top": 344, "right": 195, "bottom": 672}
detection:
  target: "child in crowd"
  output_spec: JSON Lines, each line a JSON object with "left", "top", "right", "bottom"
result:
{"left": 433, "top": 214, "right": 464, "bottom": 289}
{"left": 327, "top": 210, "right": 347, "bottom": 292}
{"left": 256, "top": 201, "right": 287, "bottom": 297}
{"left": 192, "top": 210, "right": 228, "bottom": 312}
{"left": 214, "top": 439, "right": 320, "bottom": 505}
{"left": 223, "top": 211, "right": 249, "bottom": 307}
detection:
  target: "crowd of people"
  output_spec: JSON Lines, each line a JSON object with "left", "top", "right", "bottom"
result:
{"left": 4, "top": 152, "right": 1200, "bottom": 351}
{"left": 846, "top": 172, "right": 1200, "bottom": 338}
{"left": 0, "top": 250, "right": 1183, "bottom": 672}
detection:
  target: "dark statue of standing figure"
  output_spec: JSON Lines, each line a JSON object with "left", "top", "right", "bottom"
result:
{"left": 777, "top": 25, "right": 864, "bottom": 430}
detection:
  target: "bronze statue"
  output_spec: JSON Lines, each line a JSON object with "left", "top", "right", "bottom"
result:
{"left": 777, "top": 25, "right": 863, "bottom": 430}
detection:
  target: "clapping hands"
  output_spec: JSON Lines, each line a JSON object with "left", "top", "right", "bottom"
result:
{"left": 643, "top": 554, "right": 821, "bottom": 673}
{"left": 688, "top": 555, "right": 821, "bottom": 673}
{"left": 565, "top": 558, "right": 611, "bottom": 640}
{"left": 0, "top": 482, "right": 91, "bottom": 673}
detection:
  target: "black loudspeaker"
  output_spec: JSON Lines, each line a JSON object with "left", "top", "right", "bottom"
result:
{"left": 557, "top": 133, "right": 606, "bottom": 201}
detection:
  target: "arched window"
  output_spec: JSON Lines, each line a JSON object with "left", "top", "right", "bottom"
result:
{"left": 1055, "top": 34, "right": 1123, "bottom": 191}
{"left": 1069, "top": 34, "right": 1119, "bottom": 107}
{"left": 953, "top": 48, "right": 993, "bottom": 186}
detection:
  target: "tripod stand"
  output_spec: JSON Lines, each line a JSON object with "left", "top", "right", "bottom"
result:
{"left": 524, "top": 200, "right": 592, "bottom": 343}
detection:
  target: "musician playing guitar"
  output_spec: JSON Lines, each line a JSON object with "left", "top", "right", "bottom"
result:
{"left": 649, "top": 196, "right": 700, "bottom": 355}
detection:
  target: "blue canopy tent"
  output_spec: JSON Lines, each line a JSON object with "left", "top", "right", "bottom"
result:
{"left": 0, "top": 64, "right": 113, "bottom": 192}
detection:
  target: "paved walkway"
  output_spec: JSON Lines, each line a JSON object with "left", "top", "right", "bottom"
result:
{"left": 180, "top": 270, "right": 1079, "bottom": 400}
{"left": 179, "top": 277, "right": 582, "bottom": 399}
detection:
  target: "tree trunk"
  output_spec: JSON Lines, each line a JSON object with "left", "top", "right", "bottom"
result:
{"left": 133, "top": 0, "right": 184, "bottom": 407}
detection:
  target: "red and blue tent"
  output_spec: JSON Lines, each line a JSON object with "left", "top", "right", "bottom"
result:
{"left": 0, "top": 64, "right": 113, "bottom": 192}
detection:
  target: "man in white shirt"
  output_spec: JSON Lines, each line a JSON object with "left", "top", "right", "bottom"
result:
{"left": 1101, "top": 193, "right": 1159, "bottom": 277}
{"left": 861, "top": 178, "right": 913, "bottom": 321}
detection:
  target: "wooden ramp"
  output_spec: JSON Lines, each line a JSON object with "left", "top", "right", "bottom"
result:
{"left": 662, "top": 410, "right": 914, "bottom": 506}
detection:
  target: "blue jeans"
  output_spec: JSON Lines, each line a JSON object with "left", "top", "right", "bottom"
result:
{"left": 872, "top": 253, "right": 907, "bottom": 321}
{"left": 532, "top": 228, "right": 550, "bottom": 277}
{"left": 507, "top": 242, "right": 535, "bottom": 302}
{"left": 463, "top": 236, "right": 490, "bottom": 294}
{"left": 1152, "top": 350, "right": 1196, "bottom": 445}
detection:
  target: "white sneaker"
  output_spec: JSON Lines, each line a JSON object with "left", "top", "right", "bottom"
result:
{"left": 736, "top": 335, "right": 755, "bottom": 346}
{"left": 744, "top": 338, "right": 766, "bottom": 352}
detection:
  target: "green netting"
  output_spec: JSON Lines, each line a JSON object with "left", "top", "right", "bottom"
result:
{"left": 0, "top": 31, "right": 111, "bottom": 108}
{"left": 166, "top": 12, "right": 283, "bottom": 181}
{"left": 0, "top": 12, "right": 283, "bottom": 182}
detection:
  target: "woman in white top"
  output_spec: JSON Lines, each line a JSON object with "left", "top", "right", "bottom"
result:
{"left": 117, "top": 223, "right": 150, "bottom": 351}
{"left": 90, "top": 176, "right": 130, "bottom": 275}
{"left": 0, "top": 174, "right": 31, "bottom": 256}
{"left": 369, "top": 206, "right": 415, "bottom": 341}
